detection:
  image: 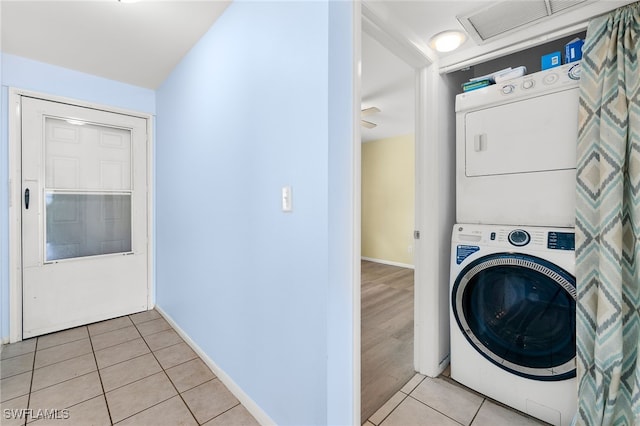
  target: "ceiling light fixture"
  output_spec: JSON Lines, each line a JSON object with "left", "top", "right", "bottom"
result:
{"left": 429, "top": 30, "right": 467, "bottom": 53}
{"left": 118, "top": 0, "right": 140, "bottom": 3}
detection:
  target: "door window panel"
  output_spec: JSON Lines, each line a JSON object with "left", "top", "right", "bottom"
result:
{"left": 44, "top": 117, "right": 133, "bottom": 262}
{"left": 45, "top": 193, "right": 132, "bottom": 261}
{"left": 45, "top": 117, "right": 132, "bottom": 190}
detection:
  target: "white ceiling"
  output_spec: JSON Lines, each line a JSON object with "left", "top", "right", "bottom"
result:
{"left": 359, "top": 0, "right": 636, "bottom": 142}
{"left": 363, "top": 1, "right": 492, "bottom": 60}
{"left": 361, "top": 31, "right": 414, "bottom": 143}
{"left": 2, "top": 0, "right": 634, "bottom": 142}
{"left": 1, "top": 0, "right": 230, "bottom": 89}
{"left": 360, "top": 1, "right": 491, "bottom": 143}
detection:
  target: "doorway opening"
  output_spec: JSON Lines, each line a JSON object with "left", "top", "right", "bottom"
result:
{"left": 360, "top": 30, "right": 416, "bottom": 420}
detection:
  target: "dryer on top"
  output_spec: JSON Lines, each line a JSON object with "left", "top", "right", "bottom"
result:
{"left": 456, "top": 63, "right": 581, "bottom": 228}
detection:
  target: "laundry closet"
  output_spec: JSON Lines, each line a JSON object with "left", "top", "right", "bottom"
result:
{"left": 447, "top": 33, "right": 584, "bottom": 426}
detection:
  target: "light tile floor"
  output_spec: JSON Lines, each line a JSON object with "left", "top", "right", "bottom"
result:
{"left": 2, "top": 309, "right": 550, "bottom": 426}
{"left": 365, "top": 369, "right": 549, "bottom": 426}
{"left": 0, "top": 309, "right": 259, "bottom": 426}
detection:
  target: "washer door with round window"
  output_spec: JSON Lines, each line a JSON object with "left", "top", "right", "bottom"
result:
{"left": 451, "top": 253, "right": 576, "bottom": 381}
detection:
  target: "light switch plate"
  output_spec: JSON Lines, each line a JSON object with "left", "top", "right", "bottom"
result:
{"left": 282, "top": 186, "right": 292, "bottom": 212}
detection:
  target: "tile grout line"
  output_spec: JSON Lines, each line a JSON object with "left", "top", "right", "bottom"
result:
{"left": 5, "top": 312, "right": 248, "bottom": 425}
{"left": 23, "top": 336, "right": 38, "bottom": 426}
{"left": 405, "top": 394, "right": 467, "bottom": 426}
{"left": 90, "top": 331, "right": 141, "bottom": 353}
{"left": 400, "top": 375, "right": 426, "bottom": 395}
{"left": 88, "top": 316, "right": 135, "bottom": 338}
{"left": 0, "top": 342, "right": 36, "bottom": 362}
{"left": 108, "top": 369, "right": 189, "bottom": 426}
{"left": 4, "top": 314, "right": 167, "bottom": 425}
{"left": 200, "top": 400, "right": 242, "bottom": 425}
{"left": 112, "top": 393, "right": 188, "bottom": 425}
{"left": 35, "top": 327, "right": 92, "bottom": 352}
{"left": 87, "top": 327, "right": 115, "bottom": 425}
{"left": 468, "top": 398, "right": 486, "bottom": 426}
{"left": 0, "top": 360, "right": 36, "bottom": 381}
{"left": 373, "top": 392, "right": 409, "bottom": 426}
{"left": 129, "top": 313, "right": 201, "bottom": 426}
{"left": 366, "top": 374, "right": 425, "bottom": 425}
{"left": 96, "top": 351, "right": 151, "bottom": 378}
{"left": 97, "top": 342, "right": 197, "bottom": 393}
{"left": 30, "top": 347, "right": 94, "bottom": 374}
{"left": 101, "top": 368, "right": 161, "bottom": 394}
{"left": 145, "top": 339, "right": 186, "bottom": 353}
{"left": 29, "top": 370, "right": 96, "bottom": 396}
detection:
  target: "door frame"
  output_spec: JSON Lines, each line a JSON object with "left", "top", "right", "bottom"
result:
{"left": 361, "top": 4, "right": 457, "bottom": 380}
{"left": 7, "top": 88, "right": 154, "bottom": 343}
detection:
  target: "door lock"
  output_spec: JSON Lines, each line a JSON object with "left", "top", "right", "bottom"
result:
{"left": 24, "top": 188, "right": 30, "bottom": 209}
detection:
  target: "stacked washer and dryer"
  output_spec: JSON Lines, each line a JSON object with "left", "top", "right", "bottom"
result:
{"left": 450, "top": 62, "right": 581, "bottom": 426}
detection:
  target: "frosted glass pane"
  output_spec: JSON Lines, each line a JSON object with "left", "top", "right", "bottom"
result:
{"left": 45, "top": 118, "right": 132, "bottom": 190}
{"left": 46, "top": 193, "right": 132, "bottom": 261}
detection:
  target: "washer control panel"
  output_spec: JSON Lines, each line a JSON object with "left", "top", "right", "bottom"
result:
{"left": 454, "top": 224, "right": 575, "bottom": 251}
{"left": 548, "top": 231, "right": 575, "bottom": 250}
{"left": 453, "top": 224, "right": 576, "bottom": 265}
{"left": 508, "top": 229, "right": 531, "bottom": 247}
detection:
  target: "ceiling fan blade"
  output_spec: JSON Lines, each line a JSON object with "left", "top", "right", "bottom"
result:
{"left": 361, "top": 119, "right": 377, "bottom": 129}
{"left": 361, "top": 106, "right": 381, "bottom": 117}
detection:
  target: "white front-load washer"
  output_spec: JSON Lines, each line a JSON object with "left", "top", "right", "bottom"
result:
{"left": 450, "top": 223, "right": 576, "bottom": 426}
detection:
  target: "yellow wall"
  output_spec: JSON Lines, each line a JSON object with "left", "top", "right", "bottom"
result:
{"left": 362, "top": 134, "right": 415, "bottom": 266}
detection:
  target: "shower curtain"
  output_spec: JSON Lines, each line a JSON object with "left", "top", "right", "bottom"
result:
{"left": 574, "top": 3, "right": 640, "bottom": 425}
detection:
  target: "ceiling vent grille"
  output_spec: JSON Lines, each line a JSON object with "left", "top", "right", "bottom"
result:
{"left": 457, "top": 0, "right": 588, "bottom": 44}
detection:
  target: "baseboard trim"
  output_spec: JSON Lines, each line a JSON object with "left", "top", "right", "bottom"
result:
{"left": 361, "top": 256, "right": 415, "bottom": 269}
{"left": 155, "top": 306, "right": 275, "bottom": 426}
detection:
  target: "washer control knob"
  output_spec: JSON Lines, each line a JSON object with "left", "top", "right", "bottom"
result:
{"left": 501, "top": 84, "right": 515, "bottom": 95}
{"left": 568, "top": 63, "right": 582, "bottom": 80}
{"left": 508, "top": 229, "right": 531, "bottom": 247}
{"left": 522, "top": 79, "right": 534, "bottom": 89}
{"left": 543, "top": 73, "right": 559, "bottom": 85}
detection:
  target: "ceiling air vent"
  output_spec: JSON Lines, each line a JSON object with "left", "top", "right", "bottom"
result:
{"left": 457, "top": 0, "right": 588, "bottom": 44}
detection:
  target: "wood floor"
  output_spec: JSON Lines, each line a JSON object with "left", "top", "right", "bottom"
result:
{"left": 361, "top": 260, "right": 415, "bottom": 422}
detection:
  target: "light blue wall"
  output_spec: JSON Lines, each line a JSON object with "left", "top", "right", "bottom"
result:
{"left": 156, "top": 1, "right": 356, "bottom": 425}
{"left": 0, "top": 53, "right": 155, "bottom": 341}
{"left": 2, "top": 2, "right": 357, "bottom": 423}
{"left": 327, "top": 2, "right": 358, "bottom": 423}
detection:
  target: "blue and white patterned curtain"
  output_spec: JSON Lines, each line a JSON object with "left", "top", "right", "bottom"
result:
{"left": 575, "top": 3, "right": 640, "bottom": 425}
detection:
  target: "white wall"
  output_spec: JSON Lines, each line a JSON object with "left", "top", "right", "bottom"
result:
{"left": 155, "top": 2, "right": 357, "bottom": 425}
{"left": 0, "top": 16, "right": 5, "bottom": 341}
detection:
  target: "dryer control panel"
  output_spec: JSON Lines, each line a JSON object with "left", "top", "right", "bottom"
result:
{"left": 455, "top": 62, "right": 581, "bottom": 112}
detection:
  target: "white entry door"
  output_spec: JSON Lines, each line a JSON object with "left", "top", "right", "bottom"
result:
{"left": 21, "top": 96, "right": 149, "bottom": 338}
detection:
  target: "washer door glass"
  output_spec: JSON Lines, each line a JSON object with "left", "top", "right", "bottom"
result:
{"left": 452, "top": 253, "right": 576, "bottom": 381}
